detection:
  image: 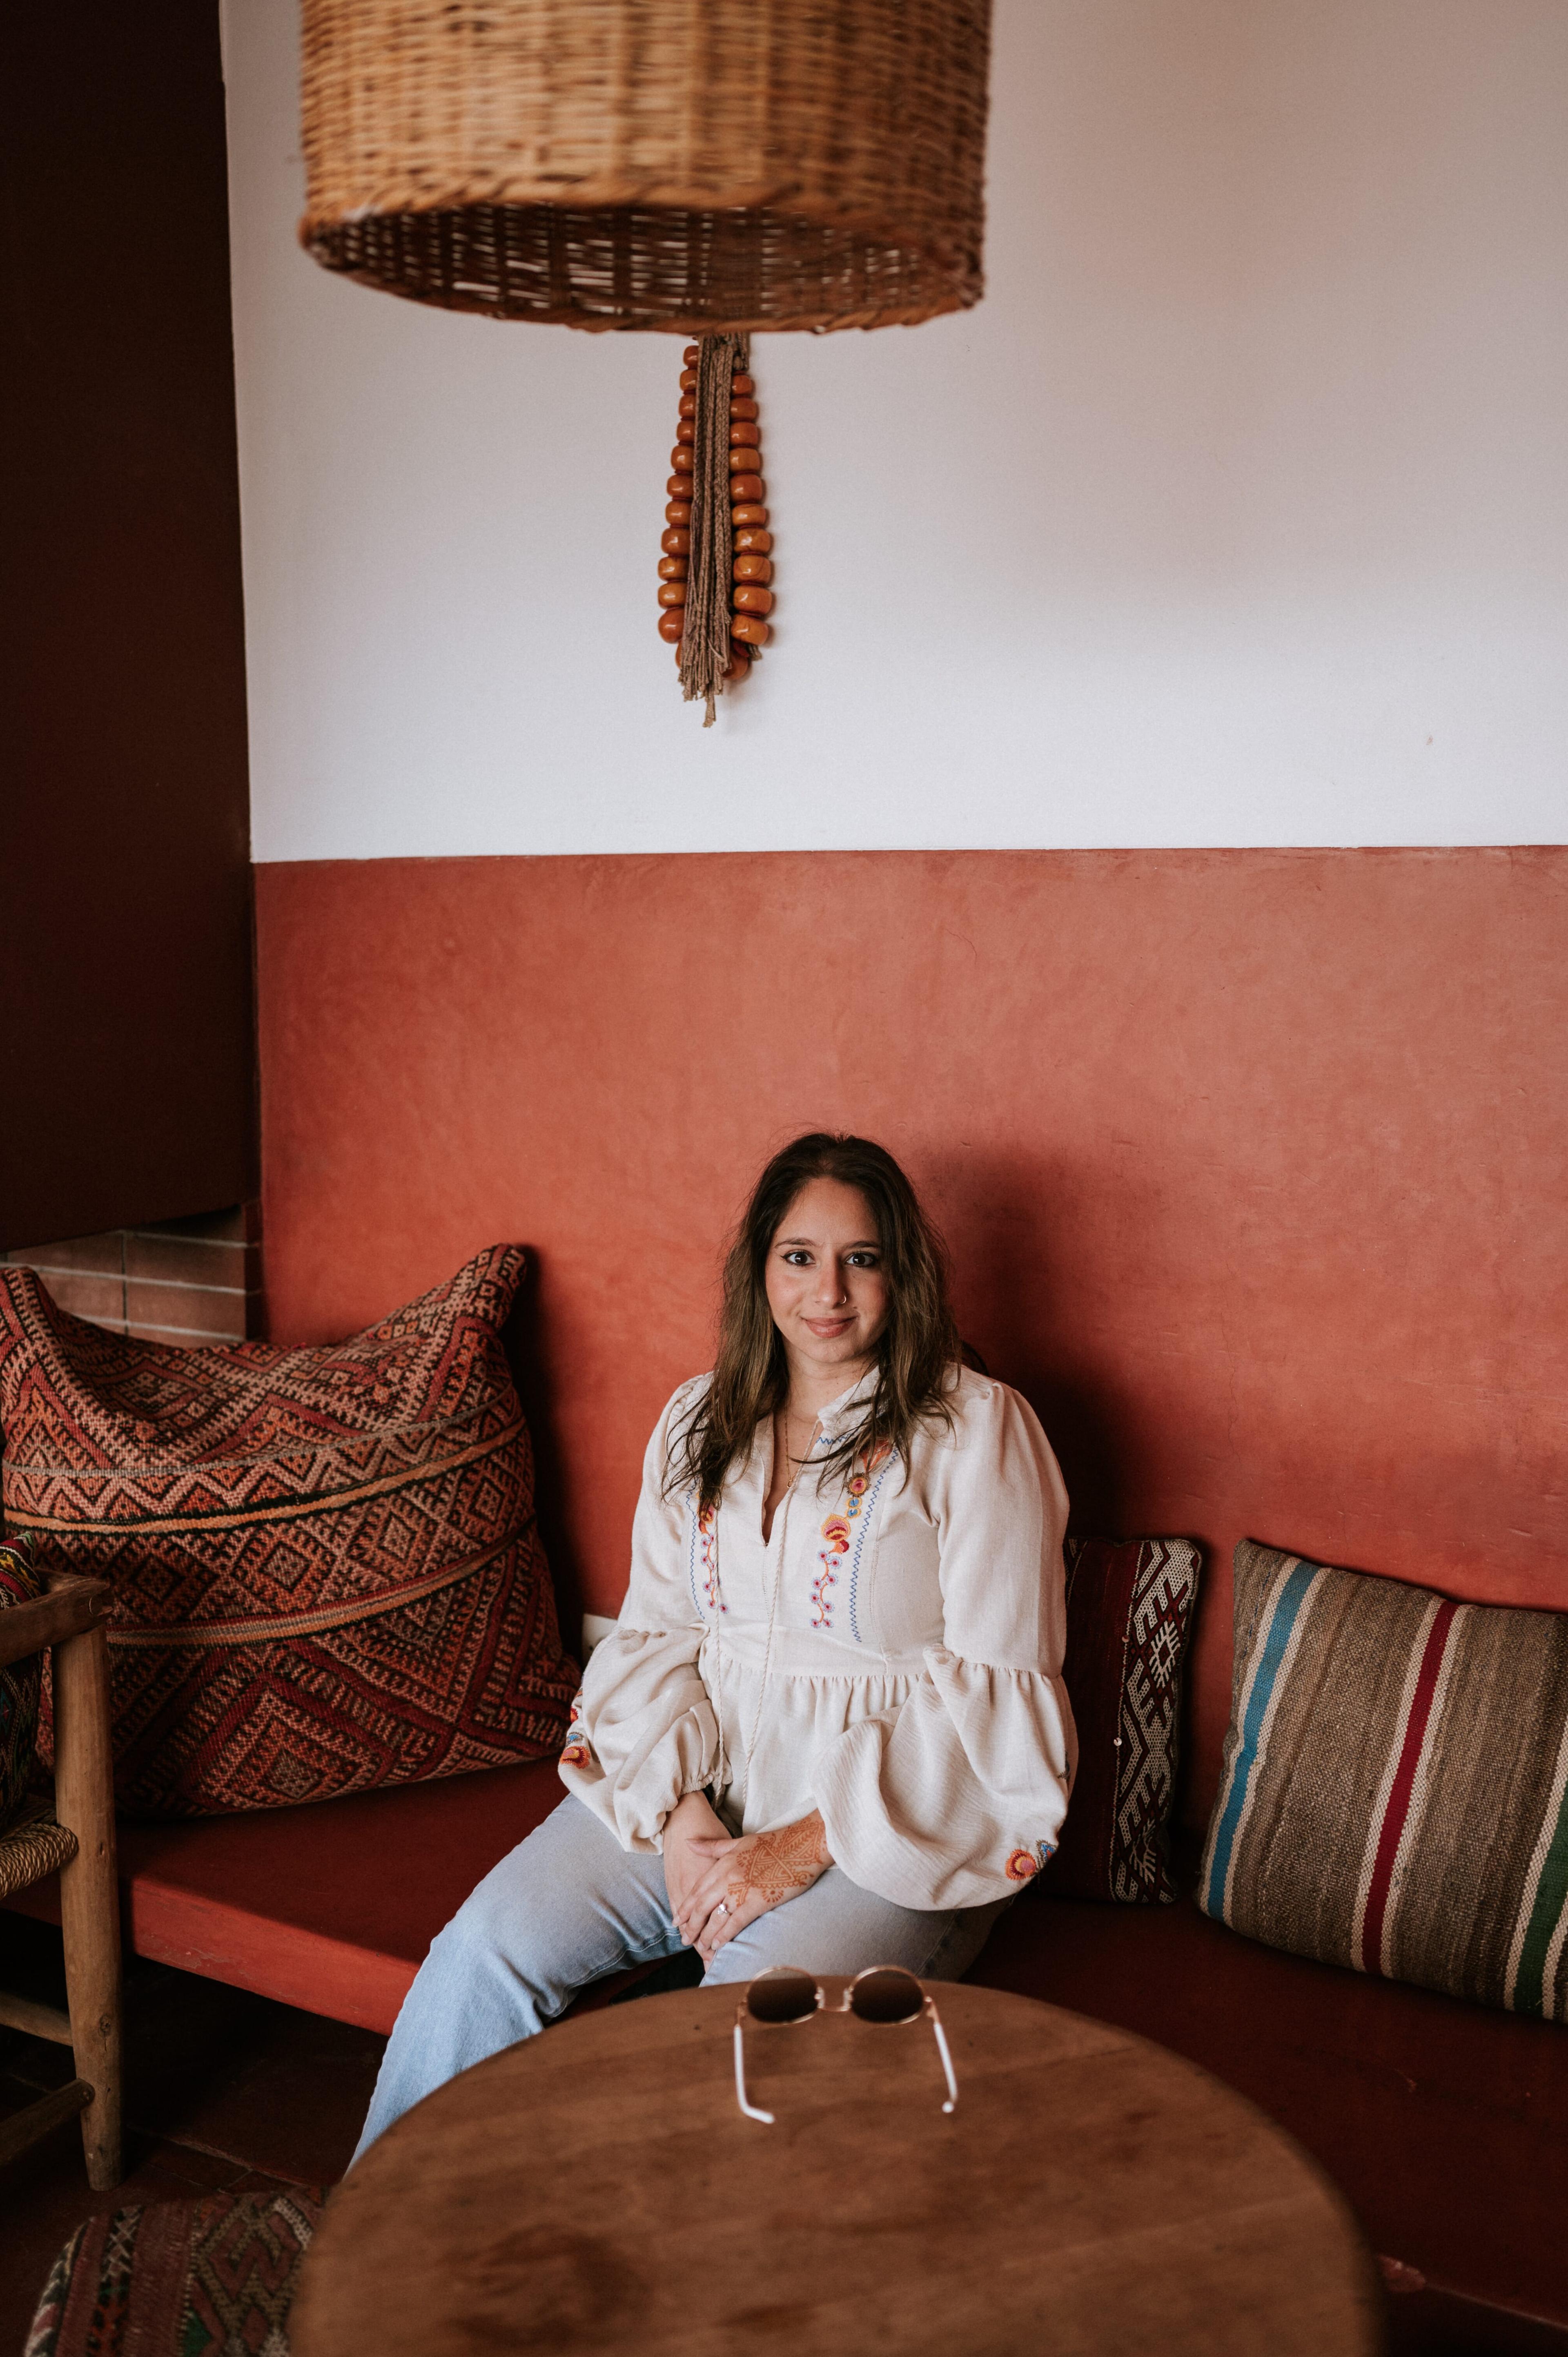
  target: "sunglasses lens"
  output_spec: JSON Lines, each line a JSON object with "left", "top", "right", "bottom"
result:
{"left": 849, "top": 1967, "right": 924, "bottom": 2024}
{"left": 746, "top": 1967, "right": 819, "bottom": 2024}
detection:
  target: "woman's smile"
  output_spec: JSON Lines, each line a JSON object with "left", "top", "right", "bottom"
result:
{"left": 763, "top": 1175, "right": 891, "bottom": 1392}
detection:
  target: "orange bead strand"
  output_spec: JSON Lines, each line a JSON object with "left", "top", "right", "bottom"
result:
{"left": 662, "top": 361, "right": 688, "bottom": 656}
{"left": 660, "top": 345, "right": 773, "bottom": 676}
{"left": 727, "top": 360, "right": 771, "bottom": 654}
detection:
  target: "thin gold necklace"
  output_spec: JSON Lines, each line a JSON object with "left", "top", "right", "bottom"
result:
{"left": 781, "top": 1404, "right": 817, "bottom": 1469}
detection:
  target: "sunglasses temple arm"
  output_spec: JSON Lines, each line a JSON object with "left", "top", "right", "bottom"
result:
{"left": 734, "top": 2020, "right": 775, "bottom": 2125}
{"left": 928, "top": 2008, "right": 958, "bottom": 2114}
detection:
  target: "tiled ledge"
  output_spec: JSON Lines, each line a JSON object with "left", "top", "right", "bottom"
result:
{"left": 1, "top": 1206, "right": 262, "bottom": 1346}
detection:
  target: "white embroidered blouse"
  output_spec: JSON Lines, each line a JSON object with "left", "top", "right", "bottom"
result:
{"left": 559, "top": 1364, "right": 1077, "bottom": 1912}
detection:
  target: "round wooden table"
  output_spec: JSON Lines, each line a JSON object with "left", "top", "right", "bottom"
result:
{"left": 292, "top": 1980, "right": 1383, "bottom": 2357}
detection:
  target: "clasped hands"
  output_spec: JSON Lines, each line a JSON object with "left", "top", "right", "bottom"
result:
{"left": 662, "top": 1791, "right": 831, "bottom": 1964}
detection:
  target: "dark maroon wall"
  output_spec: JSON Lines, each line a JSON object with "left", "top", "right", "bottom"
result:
{"left": 0, "top": 0, "right": 255, "bottom": 1247}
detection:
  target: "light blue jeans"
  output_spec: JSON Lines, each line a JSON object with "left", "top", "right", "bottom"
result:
{"left": 353, "top": 1794, "right": 1007, "bottom": 2163}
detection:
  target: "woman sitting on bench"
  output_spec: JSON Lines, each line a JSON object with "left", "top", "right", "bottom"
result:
{"left": 354, "top": 1131, "right": 1076, "bottom": 2156}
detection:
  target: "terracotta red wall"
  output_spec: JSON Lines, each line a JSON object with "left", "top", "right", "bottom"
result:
{"left": 255, "top": 848, "right": 1568, "bottom": 1820}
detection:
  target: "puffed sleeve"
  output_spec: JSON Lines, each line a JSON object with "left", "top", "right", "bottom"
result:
{"left": 811, "top": 1380, "right": 1077, "bottom": 1910}
{"left": 558, "top": 1381, "right": 720, "bottom": 1851}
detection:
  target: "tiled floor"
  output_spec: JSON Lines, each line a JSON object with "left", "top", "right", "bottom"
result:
{"left": 0, "top": 1916, "right": 382, "bottom": 2355}
{"left": 3, "top": 1911, "right": 1566, "bottom": 2356}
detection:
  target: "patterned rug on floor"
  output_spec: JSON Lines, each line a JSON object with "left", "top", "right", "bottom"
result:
{"left": 23, "top": 2188, "right": 324, "bottom": 2357}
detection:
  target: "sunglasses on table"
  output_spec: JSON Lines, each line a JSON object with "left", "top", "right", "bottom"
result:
{"left": 733, "top": 1965, "right": 958, "bottom": 2124}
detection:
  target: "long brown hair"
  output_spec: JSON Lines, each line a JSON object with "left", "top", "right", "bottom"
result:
{"left": 667, "top": 1133, "right": 959, "bottom": 1511}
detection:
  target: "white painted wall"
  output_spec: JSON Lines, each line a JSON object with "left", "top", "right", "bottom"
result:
{"left": 224, "top": 0, "right": 1568, "bottom": 859}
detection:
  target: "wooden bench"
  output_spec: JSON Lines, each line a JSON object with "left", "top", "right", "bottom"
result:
{"left": 9, "top": 1762, "right": 1568, "bottom": 2333}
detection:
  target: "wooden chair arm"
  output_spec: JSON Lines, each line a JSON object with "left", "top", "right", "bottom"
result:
{"left": 0, "top": 1574, "right": 111, "bottom": 1670}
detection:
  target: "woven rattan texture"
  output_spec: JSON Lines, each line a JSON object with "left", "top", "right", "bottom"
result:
{"left": 0, "top": 1535, "right": 46, "bottom": 1835}
{"left": 0, "top": 1794, "right": 77, "bottom": 1900}
{"left": 298, "top": 1, "right": 991, "bottom": 331}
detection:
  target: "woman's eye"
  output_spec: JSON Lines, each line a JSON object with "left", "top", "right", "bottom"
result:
{"left": 783, "top": 1250, "right": 813, "bottom": 1266}
{"left": 847, "top": 1253, "right": 880, "bottom": 1268}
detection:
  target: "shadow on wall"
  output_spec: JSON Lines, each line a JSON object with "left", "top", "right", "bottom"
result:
{"left": 934, "top": 1146, "right": 1162, "bottom": 1541}
{"left": 504, "top": 1255, "right": 584, "bottom": 1665}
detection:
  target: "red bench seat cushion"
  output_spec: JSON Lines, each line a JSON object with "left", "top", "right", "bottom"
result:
{"left": 7, "top": 1757, "right": 566, "bottom": 2031}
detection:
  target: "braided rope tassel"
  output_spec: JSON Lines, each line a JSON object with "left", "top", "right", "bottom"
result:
{"left": 660, "top": 335, "right": 766, "bottom": 725}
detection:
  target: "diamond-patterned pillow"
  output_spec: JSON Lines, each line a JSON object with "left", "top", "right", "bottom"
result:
{"left": 0, "top": 1247, "right": 578, "bottom": 1816}
{"left": 1040, "top": 1536, "right": 1203, "bottom": 1904}
{"left": 24, "top": 2188, "right": 323, "bottom": 2357}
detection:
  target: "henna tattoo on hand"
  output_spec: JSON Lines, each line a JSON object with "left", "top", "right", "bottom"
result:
{"left": 725, "top": 1815, "right": 831, "bottom": 1914}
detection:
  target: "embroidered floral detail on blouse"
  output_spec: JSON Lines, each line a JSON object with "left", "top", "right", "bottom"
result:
{"left": 561, "top": 1692, "right": 591, "bottom": 1769}
{"left": 1006, "top": 1847, "right": 1041, "bottom": 1882}
{"left": 697, "top": 1500, "right": 723, "bottom": 1613}
{"left": 845, "top": 1440, "right": 892, "bottom": 1522}
{"left": 811, "top": 1513, "right": 853, "bottom": 1628}
{"left": 844, "top": 1444, "right": 895, "bottom": 1644}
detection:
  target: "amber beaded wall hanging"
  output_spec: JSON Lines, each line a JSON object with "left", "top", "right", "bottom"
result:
{"left": 660, "top": 336, "right": 771, "bottom": 724}
{"left": 297, "top": 2, "right": 991, "bottom": 718}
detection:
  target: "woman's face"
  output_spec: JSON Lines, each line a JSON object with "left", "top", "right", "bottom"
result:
{"left": 764, "top": 1177, "right": 890, "bottom": 1382}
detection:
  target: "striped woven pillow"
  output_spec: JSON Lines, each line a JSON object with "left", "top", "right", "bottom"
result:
{"left": 1199, "top": 1541, "right": 1568, "bottom": 2019}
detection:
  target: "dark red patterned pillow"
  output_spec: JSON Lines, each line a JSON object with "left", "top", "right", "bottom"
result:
{"left": 0, "top": 1247, "right": 577, "bottom": 1817}
{"left": 1040, "top": 1536, "right": 1202, "bottom": 1904}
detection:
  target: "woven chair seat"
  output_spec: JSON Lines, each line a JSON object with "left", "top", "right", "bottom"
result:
{"left": 0, "top": 1793, "right": 77, "bottom": 1899}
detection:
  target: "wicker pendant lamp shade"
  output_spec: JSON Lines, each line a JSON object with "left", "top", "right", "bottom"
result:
{"left": 298, "top": 0, "right": 993, "bottom": 333}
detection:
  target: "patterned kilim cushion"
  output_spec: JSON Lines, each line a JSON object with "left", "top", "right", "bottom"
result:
{"left": 0, "top": 1247, "right": 578, "bottom": 1817}
{"left": 0, "top": 1533, "right": 46, "bottom": 1834}
{"left": 1040, "top": 1535, "right": 1202, "bottom": 1904}
{"left": 23, "top": 2188, "right": 322, "bottom": 2357}
{"left": 1199, "top": 1540, "right": 1568, "bottom": 2018}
